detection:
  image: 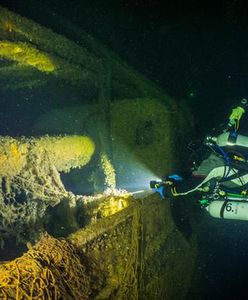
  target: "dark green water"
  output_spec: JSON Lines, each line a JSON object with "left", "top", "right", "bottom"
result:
{"left": 2, "top": 1, "right": 248, "bottom": 299}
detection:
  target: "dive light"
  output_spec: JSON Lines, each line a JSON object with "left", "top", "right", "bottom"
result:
{"left": 150, "top": 180, "right": 163, "bottom": 189}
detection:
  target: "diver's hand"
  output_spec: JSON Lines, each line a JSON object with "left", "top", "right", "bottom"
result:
{"left": 151, "top": 174, "right": 183, "bottom": 199}
{"left": 153, "top": 181, "right": 175, "bottom": 199}
{"left": 155, "top": 185, "right": 166, "bottom": 199}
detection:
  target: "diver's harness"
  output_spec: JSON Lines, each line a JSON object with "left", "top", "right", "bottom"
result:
{"left": 151, "top": 99, "right": 248, "bottom": 220}
{"left": 198, "top": 132, "right": 248, "bottom": 220}
{"left": 198, "top": 180, "right": 248, "bottom": 220}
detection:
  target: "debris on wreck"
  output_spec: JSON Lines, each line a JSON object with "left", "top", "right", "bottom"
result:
{"left": 0, "top": 4, "right": 198, "bottom": 299}
{"left": 0, "top": 193, "right": 197, "bottom": 299}
{"left": 0, "top": 135, "right": 95, "bottom": 246}
{"left": 0, "top": 233, "right": 104, "bottom": 300}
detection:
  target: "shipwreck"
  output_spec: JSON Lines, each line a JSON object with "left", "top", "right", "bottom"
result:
{"left": 0, "top": 5, "right": 197, "bottom": 299}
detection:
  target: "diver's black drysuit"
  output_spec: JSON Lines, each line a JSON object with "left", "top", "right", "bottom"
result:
{"left": 155, "top": 99, "right": 248, "bottom": 199}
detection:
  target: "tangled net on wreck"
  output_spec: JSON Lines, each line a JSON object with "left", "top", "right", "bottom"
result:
{"left": 0, "top": 150, "right": 67, "bottom": 246}
{"left": 0, "top": 234, "right": 92, "bottom": 300}
{"left": 0, "top": 135, "right": 95, "bottom": 246}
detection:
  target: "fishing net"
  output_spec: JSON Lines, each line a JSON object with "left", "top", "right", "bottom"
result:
{"left": 0, "top": 234, "right": 92, "bottom": 300}
{"left": 0, "top": 135, "right": 95, "bottom": 246}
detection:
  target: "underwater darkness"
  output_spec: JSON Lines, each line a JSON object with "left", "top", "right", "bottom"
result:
{"left": 2, "top": 0, "right": 248, "bottom": 299}
{"left": 2, "top": 0, "right": 248, "bottom": 138}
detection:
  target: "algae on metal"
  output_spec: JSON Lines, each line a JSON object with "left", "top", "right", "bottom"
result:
{"left": 0, "top": 4, "right": 178, "bottom": 103}
{"left": 0, "top": 40, "right": 56, "bottom": 72}
{"left": 0, "top": 5, "right": 197, "bottom": 300}
{"left": 0, "top": 192, "right": 196, "bottom": 299}
{"left": 0, "top": 5, "right": 192, "bottom": 188}
{"left": 69, "top": 193, "right": 197, "bottom": 299}
{"left": 34, "top": 97, "right": 193, "bottom": 191}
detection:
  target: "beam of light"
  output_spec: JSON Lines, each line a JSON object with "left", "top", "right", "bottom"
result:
{"left": 116, "top": 159, "right": 160, "bottom": 192}
{"left": 114, "top": 145, "right": 162, "bottom": 194}
{"left": 130, "top": 189, "right": 155, "bottom": 199}
{"left": 131, "top": 190, "right": 145, "bottom": 194}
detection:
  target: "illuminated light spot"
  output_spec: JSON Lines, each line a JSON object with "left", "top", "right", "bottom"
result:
{"left": 189, "top": 91, "right": 195, "bottom": 97}
{"left": 0, "top": 41, "right": 56, "bottom": 73}
{"left": 101, "top": 153, "right": 116, "bottom": 189}
{"left": 11, "top": 143, "right": 19, "bottom": 161}
{"left": 3, "top": 20, "right": 14, "bottom": 32}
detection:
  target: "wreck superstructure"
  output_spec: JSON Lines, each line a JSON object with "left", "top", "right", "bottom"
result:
{"left": 0, "top": 5, "right": 196, "bottom": 299}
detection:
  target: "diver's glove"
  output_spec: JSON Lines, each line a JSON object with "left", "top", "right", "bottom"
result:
{"left": 155, "top": 185, "right": 166, "bottom": 199}
{"left": 150, "top": 180, "right": 167, "bottom": 199}
{"left": 150, "top": 174, "right": 183, "bottom": 199}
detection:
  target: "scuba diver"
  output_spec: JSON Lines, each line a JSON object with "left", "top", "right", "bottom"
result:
{"left": 150, "top": 98, "right": 248, "bottom": 221}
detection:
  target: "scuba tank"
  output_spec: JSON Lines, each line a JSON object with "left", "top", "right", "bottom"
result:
{"left": 200, "top": 191, "right": 248, "bottom": 221}
{"left": 216, "top": 132, "right": 248, "bottom": 147}
{"left": 206, "top": 200, "right": 248, "bottom": 221}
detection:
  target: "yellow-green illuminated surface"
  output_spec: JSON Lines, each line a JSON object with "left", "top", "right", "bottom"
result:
{"left": 0, "top": 41, "right": 56, "bottom": 72}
